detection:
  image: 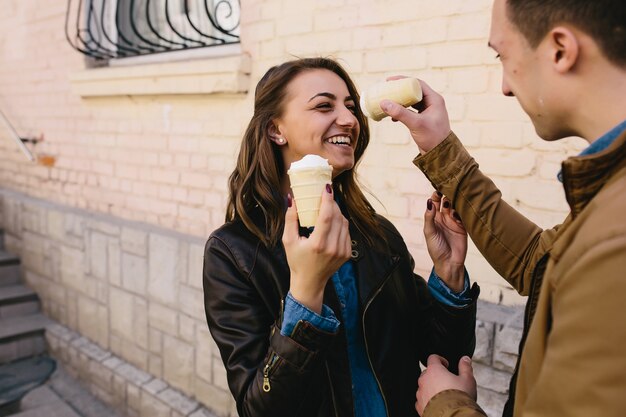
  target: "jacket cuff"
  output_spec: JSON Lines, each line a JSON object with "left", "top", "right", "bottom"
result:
{"left": 269, "top": 321, "right": 336, "bottom": 371}
{"left": 412, "top": 132, "right": 475, "bottom": 188}
{"left": 423, "top": 389, "right": 486, "bottom": 417}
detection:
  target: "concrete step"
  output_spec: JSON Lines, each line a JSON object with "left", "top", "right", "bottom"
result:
{"left": 0, "top": 249, "right": 20, "bottom": 287}
{"left": 0, "top": 314, "right": 51, "bottom": 364}
{"left": 0, "top": 250, "right": 20, "bottom": 288}
{"left": 0, "top": 285, "right": 39, "bottom": 319}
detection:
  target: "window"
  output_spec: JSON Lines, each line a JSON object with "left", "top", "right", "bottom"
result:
{"left": 65, "top": 0, "right": 240, "bottom": 62}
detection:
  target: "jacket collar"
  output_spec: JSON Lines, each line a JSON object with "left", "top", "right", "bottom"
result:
{"left": 561, "top": 130, "right": 626, "bottom": 217}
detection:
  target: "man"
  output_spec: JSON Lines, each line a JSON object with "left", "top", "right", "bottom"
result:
{"left": 381, "top": 0, "right": 626, "bottom": 416}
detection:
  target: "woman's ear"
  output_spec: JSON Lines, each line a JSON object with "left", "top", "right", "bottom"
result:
{"left": 548, "top": 26, "right": 579, "bottom": 74}
{"left": 267, "top": 122, "right": 287, "bottom": 145}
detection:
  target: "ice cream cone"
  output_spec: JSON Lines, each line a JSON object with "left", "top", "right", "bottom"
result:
{"left": 360, "top": 78, "right": 423, "bottom": 121}
{"left": 288, "top": 155, "right": 333, "bottom": 227}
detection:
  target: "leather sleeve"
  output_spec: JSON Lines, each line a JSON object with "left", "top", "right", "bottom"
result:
{"left": 413, "top": 132, "right": 560, "bottom": 296}
{"left": 203, "top": 235, "right": 336, "bottom": 417}
{"left": 413, "top": 261, "right": 479, "bottom": 374}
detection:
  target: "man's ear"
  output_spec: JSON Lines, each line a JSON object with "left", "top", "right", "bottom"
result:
{"left": 548, "top": 26, "right": 579, "bottom": 73}
{"left": 267, "top": 121, "right": 286, "bottom": 145}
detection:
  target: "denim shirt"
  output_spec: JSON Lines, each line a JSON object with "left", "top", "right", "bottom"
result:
{"left": 281, "top": 261, "right": 471, "bottom": 417}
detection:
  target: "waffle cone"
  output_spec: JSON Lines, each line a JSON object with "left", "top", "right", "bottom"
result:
{"left": 288, "top": 166, "right": 332, "bottom": 227}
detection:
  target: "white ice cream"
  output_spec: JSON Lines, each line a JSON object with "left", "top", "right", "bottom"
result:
{"left": 288, "top": 154, "right": 331, "bottom": 172}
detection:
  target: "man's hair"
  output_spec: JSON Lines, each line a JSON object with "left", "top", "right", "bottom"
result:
{"left": 506, "top": 0, "right": 626, "bottom": 67}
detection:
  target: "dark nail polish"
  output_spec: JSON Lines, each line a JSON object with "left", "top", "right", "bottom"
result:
{"left": 326, "top": 184, "right": 332, "bottom": 193}
{"left": 287, "top": 194, "right": 292, "bottom": 207}
{"left": 436, "top": 191, "right": 443, "bottom": 197}
{"left": 453, "top": 212, "right": 461, "bottom": 221}
{"left": 427, "top": 199, "right": 433, "bottom": 211}
{"left": 443, "top": 201, "right": 450, "bottom": 209}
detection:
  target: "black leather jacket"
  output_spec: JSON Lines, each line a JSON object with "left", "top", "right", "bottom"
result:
{"left": 203, "top": 213, "right": 478, "bottom": 417}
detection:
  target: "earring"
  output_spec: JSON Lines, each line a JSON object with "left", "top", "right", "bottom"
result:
{"left": 277, "top": 137, "right": 285, "bottom": 144}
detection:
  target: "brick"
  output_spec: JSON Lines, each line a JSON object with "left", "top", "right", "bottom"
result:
{"left": 472, "top": 148, "right": 537, "bottom": 177}
{"left": 477, "top": 387, "right": 508, "bottom": 417}
{"left": 365, "top": 47, "right": 427, "bottom": 72}
{"left": 140, "top": 392, "right": 171, "bottom": 417}
{"left": 148, "top": 234, "right": 181, "bottom": 307}
{"left": 116, "top": 363, "right": 153, "bottom": 387}
{"left": 474, "top": 320, "right": 494, "bottom": 365}
{"left": 193, "top": 378, "right": 233, "bottom": 417}
{"left": 89, "top": 232, "right": 108, "bottom": 279}
{"left": 149, "top": 302, "right": 179, "bottom": 335}
{"left": 447, "top": 13, "right": 490, "bottom": 41}
{"left": 163, "top": 335, "right": 194, "bottom": 392}
{"left": 178, "top": 314, "right": 196, "bottom": 344}
{"left": 157, "top": 388, "right": 199, "bottom": 416}
{"left": 121, "top": 253, "right": 148, "bottom": 295}
{"left": 474, "top": 362, "right": 511, "bottom": 395}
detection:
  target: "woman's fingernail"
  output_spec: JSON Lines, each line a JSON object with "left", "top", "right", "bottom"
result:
{"left": 427, "top": 199, "right": 433, "bottom": 211}
{"left": 326, "top": 184, "right": 332, "bottom": 193}
{"left": 436, "top": 191, "right": 443, "bottom": 197}
{"left": 287, "top": 193, "right": 292, "bottom": 207}
{"left": 443, "top": 201, "right": 450, "bottom": 209}
{"left": 453, "top": 212, "right": 461, "bottom": 221}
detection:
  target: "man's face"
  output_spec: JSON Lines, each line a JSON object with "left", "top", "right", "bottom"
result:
{"left": 489, "top": 0, "right": 563, "bottom": 140}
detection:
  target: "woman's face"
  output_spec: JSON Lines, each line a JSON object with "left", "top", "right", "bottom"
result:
{"left": 272, "top": 69, "right": 360, "bottom": 179}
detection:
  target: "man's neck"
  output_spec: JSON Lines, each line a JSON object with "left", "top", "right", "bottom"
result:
{"left": 570, "top": 65, "right": 626, "bottom": 144}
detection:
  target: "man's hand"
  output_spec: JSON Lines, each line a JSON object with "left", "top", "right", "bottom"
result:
{"left": 380, "top": 77, "right": 451, "bottom": 154}
{"left": 416, "top": 355, "right": 477, "bottom": 416}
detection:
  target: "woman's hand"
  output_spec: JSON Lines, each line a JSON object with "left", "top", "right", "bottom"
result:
{"left": 423, "top": 191, "right": 467, "bottom": 293}
{"left": 282, "top": 184, "right": 351, "bottom": 313}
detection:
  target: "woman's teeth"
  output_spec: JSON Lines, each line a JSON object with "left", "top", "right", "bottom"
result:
{"left": 326, "top": 136, "right": 351, "bottom": 145}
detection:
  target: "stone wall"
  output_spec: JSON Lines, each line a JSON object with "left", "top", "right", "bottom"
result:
{"left": 1, "top": 188, "right": 522, "bottom": 416}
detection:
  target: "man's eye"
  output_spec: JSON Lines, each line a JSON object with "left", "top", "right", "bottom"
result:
{"left": 495, "top": 54, "right": 501, "bottom": 60}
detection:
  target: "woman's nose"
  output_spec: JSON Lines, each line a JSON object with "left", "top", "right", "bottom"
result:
{"left": 336, "top": 105, "right": 358, "bottom": 127}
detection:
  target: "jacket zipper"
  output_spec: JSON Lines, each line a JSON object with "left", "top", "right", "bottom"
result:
{"left": 262, "top": 353, "right": 279, "bottom": 392}
{"left": 361, "top": 267, "right": 397, "bottom": 416}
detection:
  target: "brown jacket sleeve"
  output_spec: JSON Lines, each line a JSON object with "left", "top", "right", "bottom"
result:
{"left": 413, "top": 132, "right": 560, "bottom": 295}
{"left": 424, "top": 390, "right": 487, "bottom": 417}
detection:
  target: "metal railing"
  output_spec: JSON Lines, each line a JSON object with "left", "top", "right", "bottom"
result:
{"left": 65, "top": 0, "right": 240, "bottom": 60}
{"left": 0, "top": 109, "right": 36, "bottom": 162}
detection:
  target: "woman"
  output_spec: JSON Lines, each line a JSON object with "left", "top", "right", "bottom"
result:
{"left": 203, "top": 58, "right": 478, "bottom": 417}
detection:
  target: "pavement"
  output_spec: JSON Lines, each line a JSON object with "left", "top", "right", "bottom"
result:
{"left": 8, "top": 363, "right": 124, "bottom": 417}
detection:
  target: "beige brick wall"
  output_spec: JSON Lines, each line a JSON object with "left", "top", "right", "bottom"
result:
{"left": 0, "top": 0, "right": 586, "bottom": 306}
{"left": 0, "top": 4, "right": 587, "bottom": 413}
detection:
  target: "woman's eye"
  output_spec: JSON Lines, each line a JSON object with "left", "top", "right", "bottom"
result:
{"left": 346, "top": 104, "right": 357, "bottom": 113}
{"left": 316, "top": 103, "right": 332, "bottom": 110}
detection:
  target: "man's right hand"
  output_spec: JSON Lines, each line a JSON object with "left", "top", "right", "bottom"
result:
{"left": 380, "top": 78, "right": 451, "bottom": 154}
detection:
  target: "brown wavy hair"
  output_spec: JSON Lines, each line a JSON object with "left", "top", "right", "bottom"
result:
{"left": 225, "top": 57, "right": 384, "bottom": 248}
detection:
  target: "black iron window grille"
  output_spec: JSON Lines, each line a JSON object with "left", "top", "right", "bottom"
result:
{"left": 65, "top": 0, "right": 240, "bottom": 61}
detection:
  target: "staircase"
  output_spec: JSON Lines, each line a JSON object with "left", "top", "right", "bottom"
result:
{"left": 0, "top": 230, "right": 50, "bottom": 364}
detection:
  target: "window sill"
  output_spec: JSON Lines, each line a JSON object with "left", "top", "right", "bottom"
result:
{"left": 69, "top": 52, "right": 251, "bottom": 97}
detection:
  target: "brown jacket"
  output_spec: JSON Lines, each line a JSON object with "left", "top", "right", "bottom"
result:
{"left": 413, "top": 131, "right": 626, "bottom": 417}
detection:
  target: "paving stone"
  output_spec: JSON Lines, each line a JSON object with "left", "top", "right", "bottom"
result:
{"left": 157, "top": 387, "right": 199, "bottom": 415}
{"left": 115, "top": 363, "right": 153, "bottom": 387}
{"left": 143, "top": 378, "right": 168, "bottom": 395}
{"left": 10, "top": 402, "right": 81, "bottom": 417}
